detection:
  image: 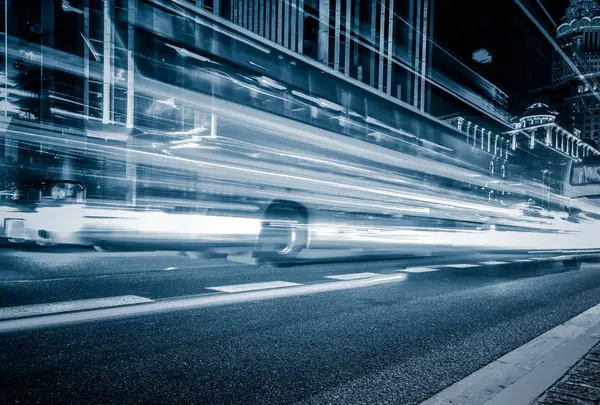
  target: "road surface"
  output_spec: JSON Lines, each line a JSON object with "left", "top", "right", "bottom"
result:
{"left": 1, "top": 248, "right": 599, "bottom": 404}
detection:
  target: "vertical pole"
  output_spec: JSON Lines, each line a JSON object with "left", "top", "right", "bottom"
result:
{"left": 298, "top": 0, "right": 304, "bottom": 53}
{"left": 413, "top": 0, "right": 421, "bottom": 108}
{"left": 291, "top": 0, "right": 297, "bottom": 51}
{"left": 263, "top": 0, "right": 268, "bottom": 37}
{"left": 259, "top": 0, "right": 264, "bottom": 37}
{"left": 386, "top": 0, "right": 394, "bottom": 94}
{"left": 419, "top": 0, "right": 428, "bottom": 112}
{"left": 248, "top": 0, "right": 253, "bottom": 31}
{"left": 83, "top": 0, "right": 89, "bottom": 119}
{"left": 253, "top": 0, "right": 258, "bottom": 33}
{"left": 233, "top": 0, "right": 237, "bottom": 24}
{"left": 270, "top": 0, "right": 276, "bottom": 41}
{"left": 378, "top": 0, "right": 385, "bottom": 91}
{"left": 370, "top": 0, "right": 377, "bottom": 87}
{"left": 103, "top": 0, "right": 112, "bottom": 124}
{"left": 406, "top": 0, "right": 414, "bottom": 104}
{"left": 277, "top": 0, "right": 283, "bottom": 45}
{"left": 353, "top": 0, "right": 360, "bottom": 66}
{"left": 333, "top": 0, "right": 340, "bottom": 70}
{"left": 195, "top": 0, "right": 203, "bottom": 128}
{"left": 511, "top": 134, "right": 516, "bottom": 150}
{"left": 4, "top": 0, "right": 7, "bottom": 116}
{"left": 283, "top": 0, "right": 290, "bottom": 47}
{"left": 318, "top": 0, "right": 329, "bottom": 65}
{"left": 344, "top": 0, "right": 351, "bottom": 75}
{"left": 425, "top": 0, "right": 434, "bottom": 111}
{"left": 126, "top": 0, "right": 135, "bottom": 129}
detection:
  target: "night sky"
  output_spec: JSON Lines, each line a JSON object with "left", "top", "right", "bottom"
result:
{"left": 434, "top": 0, "right": 569, "bottom": 114}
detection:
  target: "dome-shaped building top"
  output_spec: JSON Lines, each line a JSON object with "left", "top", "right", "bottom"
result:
{"left": 520, "top": 103, "right": 559, "bottom": 119}
{"left": 512, "top": 103, "right": 560, "bottom": 129}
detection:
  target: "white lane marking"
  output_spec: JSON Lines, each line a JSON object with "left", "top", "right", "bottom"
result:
{"left": 325, "top": 272, "right": 382, "bottom": 280}
{"left": 512, "top": 259, "right": 534, "bottom": 263}
{"left": 0, "top": 274, "right": 408, "bottom": 333}
{"left": 0, "top": 296, "right": 153, "bottom": 320}
{"left": 398, "top": 267, "right": 440, "bottom": 273}
{"left": 419, "top": 303, "right": 600, "bottom": 405}
{"left": 0, "top": 262, "right": 236, "bottom": 284}
{"left": 206, "top": 281, "right": 301, "bottom": 293}
{"left": 480, "top": 261, "right": 508, "bottom": 266}
{"left": 443, "top": 263, "right": 481, "bottom": 269}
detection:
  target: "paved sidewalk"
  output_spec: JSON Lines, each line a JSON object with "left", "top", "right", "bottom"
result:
{"left": 534, "top": 341, "right": 600, "bottom": 405}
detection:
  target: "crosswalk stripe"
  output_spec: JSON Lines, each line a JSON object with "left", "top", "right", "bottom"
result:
{"left": 206, "top": 281, "right": 301, "bottom": 293}
{"left": 443, "top": 263, "right": 481, "bottom": 269}
{"left": 325, "top": 272, "right": 382, "bottom": 280}
{"left": 398, "top": 267, "right": 440, "bottom": 273}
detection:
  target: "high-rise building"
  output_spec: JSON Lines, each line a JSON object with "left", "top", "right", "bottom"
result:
{"left": 553, "top": 0, "right": 600, "bottom": 145}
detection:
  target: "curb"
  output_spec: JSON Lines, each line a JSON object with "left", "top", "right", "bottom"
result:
{"left": 420, "top": 303, "right": 600, "bottom": 405}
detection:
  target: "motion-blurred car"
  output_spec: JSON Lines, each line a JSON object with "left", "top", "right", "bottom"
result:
{"left": 1, "top": 180, "right": 87, "bottom": 246}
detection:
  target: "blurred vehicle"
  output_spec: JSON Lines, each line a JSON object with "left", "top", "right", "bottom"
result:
{"left": 1, "top": 180, "right": 87, "bottom": 246}
{"left": 73, "top": 98, "right": 591, "bottom": 265}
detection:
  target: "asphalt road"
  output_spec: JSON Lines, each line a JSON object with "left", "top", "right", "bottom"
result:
{"left": 1, "top": 248, "right": 600, "bottom": 404}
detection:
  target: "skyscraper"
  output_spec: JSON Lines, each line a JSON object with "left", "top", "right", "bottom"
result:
{"left": 553, "top": 0, "right": 600, "bottom": 146}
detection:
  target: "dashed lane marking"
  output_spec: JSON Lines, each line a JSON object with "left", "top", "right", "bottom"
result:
{"left": 442, "top": 263, "right": 481, "bottom": 269}
{"left": 325, "top": 272, "right": 382, "bottom": 280}
{"left": 480, "top": 261, "right": 508, "bottom": 266}
{"left": 398, "top": 267, "right": 440, "bottom": 273}
{"left": 206, "top": 281, "right": 301, "bottom": 293}
{"left": 0, "top": 273, "right": 409, "bottom": 333}
{"left": 0, "top": 295, "right": 154, "bottom": 320}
